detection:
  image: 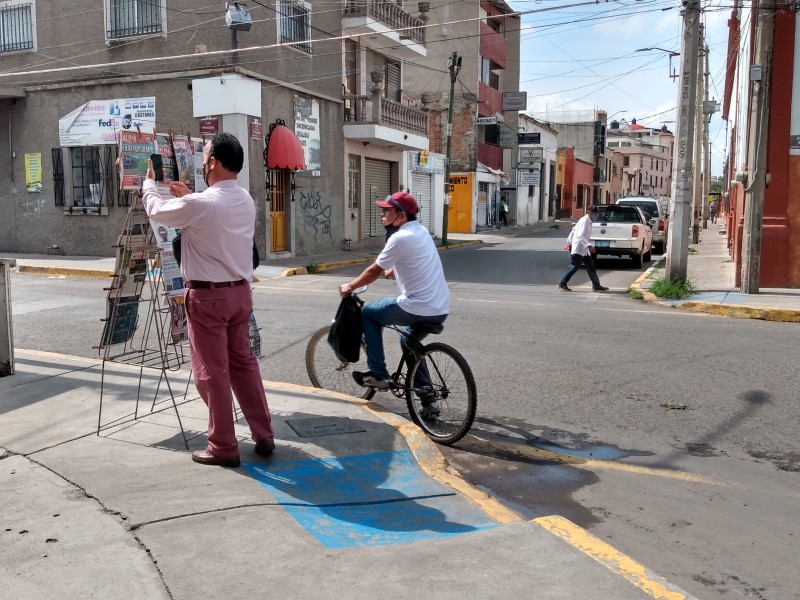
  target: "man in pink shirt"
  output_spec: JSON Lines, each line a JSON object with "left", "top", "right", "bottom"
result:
{"left": 142, "top": 132, "right": 274, "bottom": 468}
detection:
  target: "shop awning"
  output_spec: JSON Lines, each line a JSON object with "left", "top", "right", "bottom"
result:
{"left": 265, "top": 123, "right": 305, "bottom": 170}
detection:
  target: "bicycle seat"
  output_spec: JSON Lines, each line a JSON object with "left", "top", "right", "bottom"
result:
{"left": 410, "top": 322, "right": 444, "bottom": 335}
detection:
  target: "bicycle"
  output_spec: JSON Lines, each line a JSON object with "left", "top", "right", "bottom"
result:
{"left": 305, "top": 288, "right": 477, "bottom": 445}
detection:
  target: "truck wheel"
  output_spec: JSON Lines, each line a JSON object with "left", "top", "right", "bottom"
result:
{"left": 644, "top": 248, "right": 652, "bottom": 262}
{"left": 632, "top": 252, "right": 643, "bottom": 269}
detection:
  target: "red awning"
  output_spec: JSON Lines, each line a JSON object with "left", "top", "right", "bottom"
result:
{"left": 266, "top": 124, "right": 305, "bottom": 170}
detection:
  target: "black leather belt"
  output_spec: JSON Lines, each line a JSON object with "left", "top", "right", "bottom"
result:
{"left": 185, "top": 280, "right": 247, "bottom": 289}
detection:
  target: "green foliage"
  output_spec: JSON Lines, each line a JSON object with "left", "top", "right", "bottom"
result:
{"left": 305, "top": 263, "right": 320, "bottom": 274}
{"left": 548, "top": 224, "right": 562, "bottom": 229}
{"left": 628, "top": 288, "right": 644, "bottom": 300}
{"left": 649, "top": 277, "right": 695, "bottom": 299}
{"left": 688, "top": 247, "right": 698, "bottom": 254}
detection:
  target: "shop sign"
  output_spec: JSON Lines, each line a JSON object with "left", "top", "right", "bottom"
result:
{"left": 59, "top": 97, "right": 156, "bottom": 146}
{"left": 294, "top": 96, "right": 321, "bottom": 176}
{"left": 199, "top": 118, "right": 219, "bottom": 135}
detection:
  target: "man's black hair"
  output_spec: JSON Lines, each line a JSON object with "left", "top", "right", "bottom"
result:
{"left": 405, "top": 213, "right": 417, "bottom": 221}
{"left": 209, "top": 132, "right": 244, "bottom": 173}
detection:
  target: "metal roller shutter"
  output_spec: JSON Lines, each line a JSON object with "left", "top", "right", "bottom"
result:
{"left": 364, "top": 158, "right": 391, "bottom": 238}
{"left": 411, "top": 172, "right": 433, "bottom": 233}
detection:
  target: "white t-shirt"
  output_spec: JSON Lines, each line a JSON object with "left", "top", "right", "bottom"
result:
{"left": 375, "top": 220, "right": 450, "bottom": 316}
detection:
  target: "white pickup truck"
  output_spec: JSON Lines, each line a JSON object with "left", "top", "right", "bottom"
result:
{"left": 616, "top": 197, "right": 668, "bottom": 254}
{"left": 590, "top": 204, "right": 653, "bottom": 268}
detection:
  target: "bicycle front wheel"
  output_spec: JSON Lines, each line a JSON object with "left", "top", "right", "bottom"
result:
{"left": 305, "top": 325, "right": 375, "bottom": 400}
{"left": 405, "top": 342, "right": 477, "bottom": 445}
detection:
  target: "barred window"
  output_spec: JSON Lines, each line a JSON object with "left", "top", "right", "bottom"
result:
{"left": 278, "top": 0, "right": 311, "bottom": 54}
{"left": 106, "top": 0, "right": 163, "bottom": 40}
{"left": 0, "top": 2, "right": 34, "bottom": 53}
{"left": 71, "top": 147, "right": 102, "bottom": 208}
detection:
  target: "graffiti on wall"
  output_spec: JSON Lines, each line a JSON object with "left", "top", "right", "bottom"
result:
{"left": 299, "top": 189, "right": 331, "bottom": 238}
{"left": 21, "top": 198, "right": 48, "bottom": 217}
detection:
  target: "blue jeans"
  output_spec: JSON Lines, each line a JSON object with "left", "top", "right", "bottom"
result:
{"left": 560, "top": 254, "right": 601, "bottom": 287}
{"left": 361, "top": 297, "right": 447, "bottom": 380}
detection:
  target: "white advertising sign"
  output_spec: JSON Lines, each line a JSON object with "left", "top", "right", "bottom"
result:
{"left": 519, "top": 169, "right": 540, "bottom": 186}
{"left": 294, "top": 96, "right": 321, "bottom": 176}
{"left": 59, "top": 97, "right": 156, "bottom": 147}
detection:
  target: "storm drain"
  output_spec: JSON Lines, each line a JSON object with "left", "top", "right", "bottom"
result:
{"left": 286, "top": 417, "right": 366, "bottom": 438}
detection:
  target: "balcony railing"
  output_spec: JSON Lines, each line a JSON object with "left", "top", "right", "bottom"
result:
{"left": 344, "top": 94, "right": 428, "bottom": 137}
{"left": 344, "top": 0, "right": 425, "bottom": 45}
{"left": 478, "top": 82, "right": 502, "bottom": 117}
{"left": 478, "top": 142, "right": 503, "bottom": 171}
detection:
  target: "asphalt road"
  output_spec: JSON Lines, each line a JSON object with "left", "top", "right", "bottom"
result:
{"left": 8, "top": 228, "right": 799, "bottom": 599}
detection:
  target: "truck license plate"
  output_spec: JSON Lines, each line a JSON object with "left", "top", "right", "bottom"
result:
{"left": 594, "top": 240, "right": 610, "bottom": 247}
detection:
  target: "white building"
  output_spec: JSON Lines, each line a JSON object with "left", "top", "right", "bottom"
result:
{"left": 514, "top": 115, "right": 558, "bottom": 224}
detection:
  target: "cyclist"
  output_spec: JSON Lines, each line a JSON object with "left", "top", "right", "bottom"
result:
{"left": 339, "top": 191, "right": 449, "bottom": 390}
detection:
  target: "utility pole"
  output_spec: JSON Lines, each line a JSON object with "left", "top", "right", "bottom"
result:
{"left": 441, "top": 51, "right": 461, "bottom": 246}
{"left": 701, "top": 39, "right": 720, "bottom": 231}
{"left": 741, "top": 1, "right": 775, "bottom": 293}
{"left": 691, "top": 26, "right": 704, "bottom": 245}
{"left": 666, "top": 0, "right": 702, "bottom": 282}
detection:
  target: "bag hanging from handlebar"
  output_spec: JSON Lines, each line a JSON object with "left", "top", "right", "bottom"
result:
{"left": 327, "top": 294, "right": 363, "bottom": 363}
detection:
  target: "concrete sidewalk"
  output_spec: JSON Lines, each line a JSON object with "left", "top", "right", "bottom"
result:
{"left": 0, "top": 349, "right": 695, "bottom": 599}
{"left": 631, "top": 220, "right": 800, "bottom": 323}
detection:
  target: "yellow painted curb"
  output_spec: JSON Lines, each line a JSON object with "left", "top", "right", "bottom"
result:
{"left": 18, "top": 265, "right": 113, "bottom": 279}
{"left": 535, "top": 516, "right": 691, "bottom": 600}
{"left": 679, "top": 301, "right": 800, "bottom": 322}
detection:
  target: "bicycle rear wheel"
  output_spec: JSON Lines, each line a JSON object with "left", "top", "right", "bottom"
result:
{"left": 305, "top": 325, "right": 375, "bottom": 400}
{"left": 405, "top": 342, "right": 477, "bottom": 445}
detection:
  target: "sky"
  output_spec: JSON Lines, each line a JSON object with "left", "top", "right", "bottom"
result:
{"left": 506, "top": 0, "right": 730, "bottom": 175}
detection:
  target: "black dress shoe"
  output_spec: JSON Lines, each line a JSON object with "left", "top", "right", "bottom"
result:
{"left": 254, "top": 438, "right": 276, "bottom": 457}
{"left": 592, "top": 285, "right": 609, "bottom": 291}
{"left": 191, "top": 450, "right": 240, "bottom": 468}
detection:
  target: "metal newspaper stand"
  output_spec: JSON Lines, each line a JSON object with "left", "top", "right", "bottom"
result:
{"left": 95, "top": 195, "right": 197, "bottom": 448}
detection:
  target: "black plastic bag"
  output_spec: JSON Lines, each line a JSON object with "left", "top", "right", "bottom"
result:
{"left": 173, "top": 232, "right": 259, "bottom": 269}
{"left": 327, "top": 295, "right": 363, "bottom": 363}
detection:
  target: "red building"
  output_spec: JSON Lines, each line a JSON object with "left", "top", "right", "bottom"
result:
{"left": 723, "top": 3, "right": 800, "bottom": 287}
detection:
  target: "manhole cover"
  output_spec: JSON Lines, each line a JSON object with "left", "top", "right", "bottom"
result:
{"left": 286, "top": 417, "right": 366, "bottom": 438}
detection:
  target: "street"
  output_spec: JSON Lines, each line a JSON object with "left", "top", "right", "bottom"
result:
{"left": 8, "top": 228, "right": 800, "bottom": 600}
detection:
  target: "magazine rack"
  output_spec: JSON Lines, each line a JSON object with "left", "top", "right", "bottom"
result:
{"left": 95, "top": 194, "right": 196, "bottom": 448}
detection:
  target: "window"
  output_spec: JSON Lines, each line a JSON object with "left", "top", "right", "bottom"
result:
{"left": 106, "top": 0, "right": 164, "bottom": 40}
{"left": 623, "top": 156, "right": 629, "bottom": 167}
{"left": 52, "top": 146, "right": 116, "bottom": 213}
{"left": 479, "top": 57, "right": 499, "bottom": 89}
{"left": 1, "top": 1, "right": 35, "bottom": 53}
{"left": 278, "top": 0, "right": 311, "bottom": 54}
{"left": 72, "top": 147, "right": 102, "bottom": 207}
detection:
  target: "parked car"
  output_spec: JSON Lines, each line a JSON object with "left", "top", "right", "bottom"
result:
{"left": 590, "top": 205, "right": 653, "bottom": 268}
{"left": 616, "top": 197, "right": 668, "bottom": 253}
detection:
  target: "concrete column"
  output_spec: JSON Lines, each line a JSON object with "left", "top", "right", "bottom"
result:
{"left": 221, "top": 112, "right": 250, "bottom": 193}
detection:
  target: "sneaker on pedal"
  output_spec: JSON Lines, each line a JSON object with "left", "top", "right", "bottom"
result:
{"left": 353, "top": 371, "right": 390, "bottom": 390}
{"left": 420, "top": 402, "right": 440, "bottom": 420}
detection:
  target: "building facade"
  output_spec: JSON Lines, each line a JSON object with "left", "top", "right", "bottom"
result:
{"left": 404, "top": 0, "right": 521, "bottom": 233}
{"left": 723, "top": 1, "right": 800, "bottom": 287}
{"left": 515, "top": 114, "right": 558, "bottom": 224}
{"left": 0, "top": 1, "right": 433, "bottom": 258}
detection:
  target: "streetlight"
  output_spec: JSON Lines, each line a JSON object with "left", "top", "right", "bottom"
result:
{"left": 635, "top": 47, "right": 680, "bottom": 81}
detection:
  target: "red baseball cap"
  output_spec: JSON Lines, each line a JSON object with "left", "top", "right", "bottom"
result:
{"left": 376, "top": 191, "right": 418, "bottom": 216}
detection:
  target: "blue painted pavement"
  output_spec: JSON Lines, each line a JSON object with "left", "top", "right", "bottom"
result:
{"left": 244, "top": 450, "right": 498, "bottom": 548}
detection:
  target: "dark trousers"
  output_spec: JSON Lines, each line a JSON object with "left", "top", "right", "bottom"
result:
{"left": 560, "top": 253, "right": 601, "bottom": 287}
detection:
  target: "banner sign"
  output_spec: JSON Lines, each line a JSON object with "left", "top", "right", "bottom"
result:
{"left": 24, "top": 153, "right": 42, "bottom": 192}
{"left": 294, "top": 96, "right": 321, "bottom": 176}
{"left": 502, "top": 92, "right": 527, "bottom": 112}
{"left": 519, "top": 169, "right": 540, "bottom": 186}
{"left": 59, "top": 97, "right": 156, "bottom": 146}
{"left": 518, "top": 132, "right": 541, "bottom": 145}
